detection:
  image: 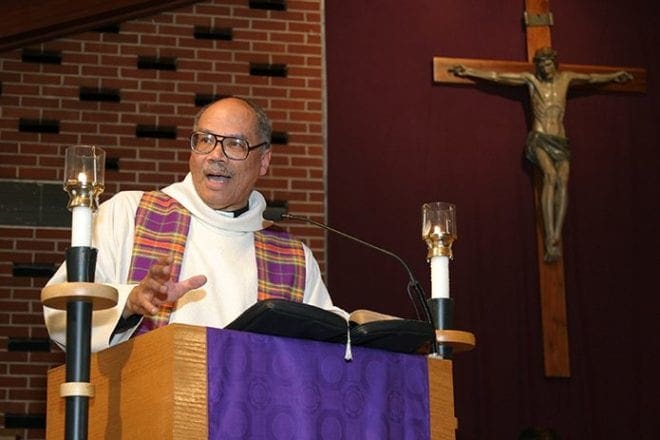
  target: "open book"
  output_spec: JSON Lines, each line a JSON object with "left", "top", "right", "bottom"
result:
{"left": 225, "top": 299, "right": 434, "bottom": 354}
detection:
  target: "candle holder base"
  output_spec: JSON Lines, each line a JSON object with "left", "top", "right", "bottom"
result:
{"left": 427, "top": 297, "right": 476, "bottom": 358}
{"left": 41, "top": 282, "right": 118, "bottom": 311}
{"left": 434, "top": 329, "right": 476, "bottom": 353}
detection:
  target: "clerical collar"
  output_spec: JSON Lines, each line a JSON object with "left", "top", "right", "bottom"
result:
{"left": 225, "top": 203, "right": 249, "bottom": 218}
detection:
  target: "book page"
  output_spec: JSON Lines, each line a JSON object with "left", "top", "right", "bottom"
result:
{"left": 349, "top": 309, "right": 402, "bottom": 325}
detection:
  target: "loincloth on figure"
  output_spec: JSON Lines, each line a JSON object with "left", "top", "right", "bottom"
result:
{"left": 525, "top": 131, "right": 570, "bottom": 164}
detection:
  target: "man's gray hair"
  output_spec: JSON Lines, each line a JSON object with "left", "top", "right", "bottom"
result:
{"left": 193, "top": 96, "right": 272, "bottom": 148}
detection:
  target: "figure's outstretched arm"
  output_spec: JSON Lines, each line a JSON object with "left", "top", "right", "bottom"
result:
{"left": 449, "top": 64, "right": 528, "bottom": 86}
{"left": 568, "top": 70, "right": 633, "bottom": 85}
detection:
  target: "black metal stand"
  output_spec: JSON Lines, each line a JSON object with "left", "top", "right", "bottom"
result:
{"left": 427, "top": 297, "right": 454, "bottom": 359}
{"left": 64, "top": 246, "right": 96, "bottom": 440}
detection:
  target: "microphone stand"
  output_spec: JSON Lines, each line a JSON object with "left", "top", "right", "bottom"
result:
{"left": 277, "top": 213, "right": 439, "bottom": 354}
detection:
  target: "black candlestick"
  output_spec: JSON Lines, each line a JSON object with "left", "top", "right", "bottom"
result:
{"left": 427, "top": 297, "right": 454, "bottom": 359}
{"left": 64, "top": 246, "right": 97, "bottom": 440}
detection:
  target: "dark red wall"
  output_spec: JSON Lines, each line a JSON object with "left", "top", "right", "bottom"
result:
{"left": 326, "top": 1, "right": 659, "bottom": 438}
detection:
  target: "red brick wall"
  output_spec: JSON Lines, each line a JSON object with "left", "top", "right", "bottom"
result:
{"left": 0, "top": 1, "right": 325, "bottom": 438}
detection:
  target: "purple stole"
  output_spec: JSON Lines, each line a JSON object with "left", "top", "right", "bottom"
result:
{"left": 130, "top": 191, "right": 305, "bottom": 336}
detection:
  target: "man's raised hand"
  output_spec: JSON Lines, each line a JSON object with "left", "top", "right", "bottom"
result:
{"left": 125, "top": 256, "right": 207, "bottom": 316}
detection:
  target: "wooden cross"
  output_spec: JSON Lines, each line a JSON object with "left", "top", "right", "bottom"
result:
{"left": 432, "top": 0, "right": 646, "bottom": 377}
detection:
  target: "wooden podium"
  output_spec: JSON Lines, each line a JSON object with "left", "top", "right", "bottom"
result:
{"left": 46, "top": 324, "right": 458, "bottom": 439}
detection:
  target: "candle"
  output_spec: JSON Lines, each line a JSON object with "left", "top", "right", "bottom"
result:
{"left": 71, "top": 206, "right": 92, "bottom": 247}
{"left": 72, "top": 172, "right": 92, "bottom": 246}
{"left": 92, "top": 146, "right": 98, "bottom": 184}
{"left": 431, "top": 255, "right": 450, "bottom": 298}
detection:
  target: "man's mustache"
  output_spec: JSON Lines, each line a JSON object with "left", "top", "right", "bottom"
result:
{"left": 205, "top": 164, "right": 233, "bottom": 177}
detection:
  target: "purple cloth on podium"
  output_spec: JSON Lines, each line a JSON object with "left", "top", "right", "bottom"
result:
{"left": 207, "top": 328, "right": 431, "bottom": 439}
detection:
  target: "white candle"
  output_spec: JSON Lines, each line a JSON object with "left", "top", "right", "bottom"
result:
{"left": 431, "top": 255, "right": 450, "bottom": 298}
{"left": 71, "top": 206, "right": 92, "bottom": 247}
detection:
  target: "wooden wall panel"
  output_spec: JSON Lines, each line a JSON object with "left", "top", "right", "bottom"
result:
{"left": 0, "top": 0, "right": 198, "bottom": 52}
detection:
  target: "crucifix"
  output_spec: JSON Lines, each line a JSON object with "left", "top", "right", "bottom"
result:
{"left": 432, "top": 0, "right": 646, "bottom": 377}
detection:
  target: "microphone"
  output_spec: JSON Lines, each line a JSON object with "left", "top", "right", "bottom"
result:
{"left": 264, "top": 207, "right": 436, "bottom": 350}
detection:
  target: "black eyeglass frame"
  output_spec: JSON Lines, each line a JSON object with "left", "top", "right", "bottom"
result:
{"left": 189, "top": 131, "right": 270, "bottom": 160}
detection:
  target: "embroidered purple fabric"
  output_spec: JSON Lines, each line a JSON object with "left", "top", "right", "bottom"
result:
{"left": 207, "top": 328, "right": 431, "bottom": 439}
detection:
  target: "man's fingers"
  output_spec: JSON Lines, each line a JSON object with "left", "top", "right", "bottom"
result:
{"left": 185, "top": 275, "right": 208, "bottom": 291}
{"left": 154, "top": 255, "right": 174, "bottom": 265}
{"left": 128, "top": 287, "right": 164, "bottom": 315}
{"left": 139, "top": 297, "right": 159, "bottom": 315}
{"left": 128, "top": 292, "right": 156, "bottom": 316}
{"left": 126, "top": 271, "right": 207, "bottom": 316}
{"left": 142, "top": 277, "right": 167, "bottom": 295}
{"left": 148, "top": 259, "right": 172, "bottom": 282}
{"left": 127, "top": 284, "right": 160, "bottom": 315}
{"left": 166, "top": 275, "right": 207, "bottom": 302}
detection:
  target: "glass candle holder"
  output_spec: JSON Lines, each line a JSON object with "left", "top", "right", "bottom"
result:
{"left": 64, "top": 145, "right": 106, "bottom": 211}
{"left": 422, "top": 201, "right": 457, "bottom": 259}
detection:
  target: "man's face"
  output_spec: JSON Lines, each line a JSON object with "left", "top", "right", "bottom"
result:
{"left": 189, "top": 98, "right": 271, "bottom": 211}
{"left": 536, "top": 58, "right": 556, "bottom": 81}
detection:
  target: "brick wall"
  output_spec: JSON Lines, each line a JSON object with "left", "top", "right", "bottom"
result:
{"left": 0, "top": 1, "right": 325, "bottom": 438}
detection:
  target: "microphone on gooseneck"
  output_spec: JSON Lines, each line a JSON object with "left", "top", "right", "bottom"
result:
{"left": 263, "top": 206, "right": 436, "bottom": 349}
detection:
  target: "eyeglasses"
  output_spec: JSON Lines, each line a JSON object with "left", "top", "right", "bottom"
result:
{"left": 189, "top": 131, "right": 269, "bottom": 160}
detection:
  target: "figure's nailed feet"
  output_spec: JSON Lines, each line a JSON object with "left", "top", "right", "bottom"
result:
{"left": 544, "top": 244, "right": 561, "bottom": 263}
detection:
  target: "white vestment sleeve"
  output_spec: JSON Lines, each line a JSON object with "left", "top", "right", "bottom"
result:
{"left": 301, "top": 244, "right": 349, "bottom": 321}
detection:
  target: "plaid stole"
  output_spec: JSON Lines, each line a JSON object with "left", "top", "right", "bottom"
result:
{"left": 254, "top": 228, "right": 306, "bottom": 302}
{"left": 129, "top": 191, "right": 306, "bottom": 336}
{"left": 130, "top": 192, "right": 190, "bottom": 336}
